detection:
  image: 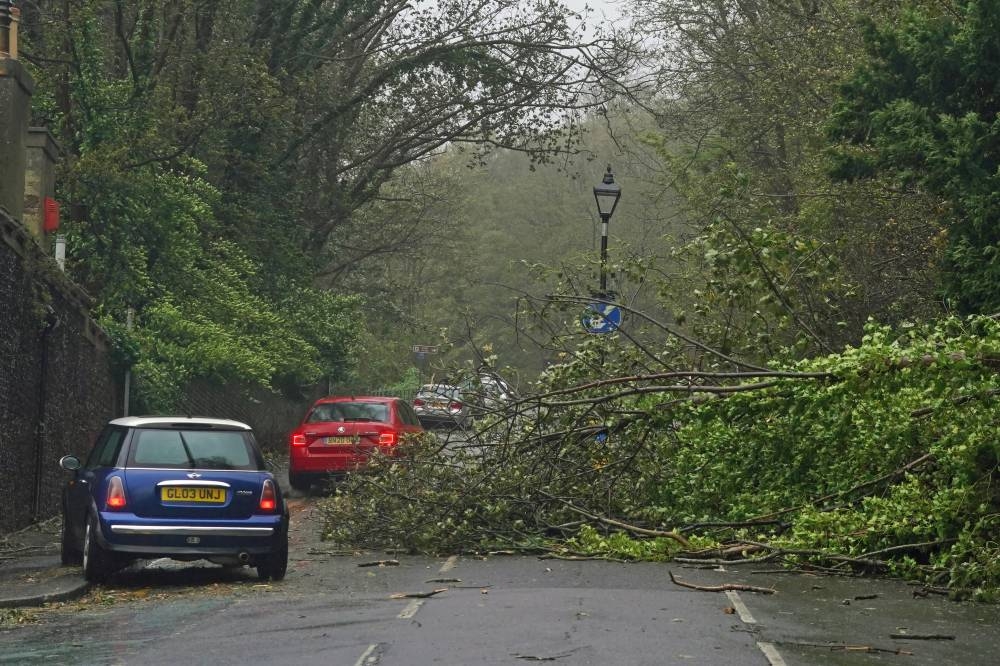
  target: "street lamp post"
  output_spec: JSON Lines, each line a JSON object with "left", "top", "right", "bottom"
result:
{"left": 593, "top": 165, "right": 622, "bottom": 296}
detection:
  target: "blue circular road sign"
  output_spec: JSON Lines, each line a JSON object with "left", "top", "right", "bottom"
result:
{"left": 581, "top": 301, "right": 622, "bottom": 334}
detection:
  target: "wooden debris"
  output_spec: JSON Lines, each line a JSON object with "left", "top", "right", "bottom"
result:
{"left": 390, "top": 588, "right": 448, "bottom": 599}
{"left": 889, "top": 633, "right": 955, "bottom": 641}
{"left": 358, "top": 559, "right": 399, "bottom": 567}
{"left": 668, "top": 570, "right": 776, "bottom": 595}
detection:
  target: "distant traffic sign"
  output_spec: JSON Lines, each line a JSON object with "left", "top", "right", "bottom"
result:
{"left": 412, "top": 344, "right": 439, "bottom": 354}
{"left": 581, "top": 301, "right": 622, "bottom": 334}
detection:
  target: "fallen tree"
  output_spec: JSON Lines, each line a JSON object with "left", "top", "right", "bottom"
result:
{"left": 319, "top": 316, "right": 1000, "bottom": 601}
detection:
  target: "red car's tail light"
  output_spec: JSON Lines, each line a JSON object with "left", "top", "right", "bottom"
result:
{"left": 412, "top": 399, "right": 424, "bottom": 407}
{"left": 259, "top": 479, "right": 277, "bottom": 512}
{"left": 291, "top": 433, "right": 306, "bottom": 447}
{"left": 449, "top": 402, "right": 463, "bottom": 412}
{"left": 106, "top": 476, "right": 127, "bottom": 510}
{"left": 379, "top": 432, "right": 398, "bottom": 446}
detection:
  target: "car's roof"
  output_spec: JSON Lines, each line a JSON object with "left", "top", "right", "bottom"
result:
{"left": 314, "top": 395, "right": 398, "bottom": 404}
{"left": 109, "top": 416, "right": 253, "bottom": 430}
{"left": 418, "top": 384, "right": 459, "bottom": 390}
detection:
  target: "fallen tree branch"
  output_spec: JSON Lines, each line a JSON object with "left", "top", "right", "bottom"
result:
{"left": 750, "top": 452, "right": 934, "bottom": 521}
{"left": 358, "top": 559, "right": 400, "bottom": 567}
{"left": 556, "top": 499, "right": 691, "bottom": 547}
{"left": 677, "top": 543, "right": 766, "bottom": 560}
{"left": 889, "top": 633, "right": 955, "bottom": 641}
{"left": 679, "top": 520, "right": 787, "bottom": 534}
{"left": 776, "top": 640, "right": 912, "bottom": 656}
{"left": 668, "top": 570, "right": 776, "bottom": 594}
{"left": 390, "top": 588, "right": 448, "bottom": 599}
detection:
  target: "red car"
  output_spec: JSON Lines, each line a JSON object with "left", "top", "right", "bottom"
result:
{"left": 287, "top": 396, "right": 424, "bottom": 490}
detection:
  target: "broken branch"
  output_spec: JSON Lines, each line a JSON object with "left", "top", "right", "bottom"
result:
{"left": 668, "top": 570, "right": 776, "bottom": 594}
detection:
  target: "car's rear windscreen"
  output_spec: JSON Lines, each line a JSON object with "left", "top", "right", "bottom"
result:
{"left": 127, "top": 428, "right": 258, "bottom": 470}
{"left": 307, "top": 402, "right": 389, "bottom": 423}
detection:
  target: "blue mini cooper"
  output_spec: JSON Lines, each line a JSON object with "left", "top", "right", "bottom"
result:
{"left": 59, "top": 416, "right": 289, "bottom": 582}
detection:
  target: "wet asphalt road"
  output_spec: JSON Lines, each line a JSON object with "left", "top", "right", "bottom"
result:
{"left": 1, "top": 470, "right": 998, "bottom": 665}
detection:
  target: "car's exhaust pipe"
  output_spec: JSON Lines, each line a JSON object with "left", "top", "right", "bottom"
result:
{"left": 238, "top": 552, "right": 250, "bottom": 564}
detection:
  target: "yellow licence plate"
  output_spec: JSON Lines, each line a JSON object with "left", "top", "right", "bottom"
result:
{"left": 161, "top": 487, "right": 226, "bottom": 503}
{"left": 325, "top": 436, "right": 356, "bottom": 445}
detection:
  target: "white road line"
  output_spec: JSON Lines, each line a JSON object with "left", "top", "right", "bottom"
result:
{"left": 726, "top": 591, "right": 788, "bottom": 666}
{"left": 398, "top": 599, "right": 424, "bottom": 619}
{"left": 396, "top": 555, "right": 457, "bottom": 621}
{"left": 353, "top": 643, "right": 379, "bottom": 666}
{"left": 756, "top": 642, "right": 788, "bottom": 666}
{"left": 725, "top": 590, "right": 757, "bottom": 624}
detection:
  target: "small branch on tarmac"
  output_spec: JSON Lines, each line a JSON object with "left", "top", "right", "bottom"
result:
{"left": 889, "top": 633, "right": 955, "bottom": 641}
{"left": 668, "top": 570, "right": 777, "bottom": 594}
{"left": 358, "top": 559, "right": 400, "bottom": 567}
{"left": 390, "top": 588, "right": 448, "bottom": 599}
{"left": 306, "top": 548, "right": 357, "bottom": 556}
{"left": 778, "top": 641, "right": 913, "bottom": 655}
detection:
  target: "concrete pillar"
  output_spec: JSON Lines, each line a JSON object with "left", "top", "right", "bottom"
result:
{"left": 23, "top": 128, "right": 61, "bottom": 246}
{"left": 0, "top": 57, "right": 33, "bottom": 223}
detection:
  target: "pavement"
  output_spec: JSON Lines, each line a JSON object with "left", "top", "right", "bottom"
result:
{"left": 0, "top": 517, "right": 91, "bottom": 609}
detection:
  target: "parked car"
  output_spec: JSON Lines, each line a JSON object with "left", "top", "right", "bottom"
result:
{"left": 478, "top": 373, "right": 516, "bottom": 410}
{"left": 287, "top": 395, "right": 424, "bottom": 490}
{"left": 412, "top": 384, "right": 474, "bottom": 429}
{"left": 58, "top": 416, "right": 289, "bottom": 583}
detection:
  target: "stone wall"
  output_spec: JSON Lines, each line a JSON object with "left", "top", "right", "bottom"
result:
{"left": 175, "top": 379, "right": 320, "bottom": 455}
{"left": 0, "top": 209, "right": 118, "bottom": 534}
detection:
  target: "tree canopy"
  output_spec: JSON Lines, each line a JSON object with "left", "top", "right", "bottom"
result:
{"left": 828, "top": 0, "right": 1000, "bottom": 313}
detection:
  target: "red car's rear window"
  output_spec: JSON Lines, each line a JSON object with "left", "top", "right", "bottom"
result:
{"left": 307, "top": 402, "right": 390, "bottom": 423}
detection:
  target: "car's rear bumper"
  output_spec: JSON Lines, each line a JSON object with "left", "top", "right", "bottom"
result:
{"left": 111, "top": 525, "right": 274, "bottom": 536}
{"left": 96, "top": 512, "right": 285, "bottom": 556}
{"left": 289, "top": 444, "right": 399, "bottom": 473}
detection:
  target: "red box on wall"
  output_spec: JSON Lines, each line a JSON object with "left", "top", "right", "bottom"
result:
{"left": 43, "top": 197, "right": 60, "bottom": 232}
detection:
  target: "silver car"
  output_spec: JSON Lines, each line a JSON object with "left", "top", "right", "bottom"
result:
{"left": 412, "top": 384, "right": 473, "bottom": 429}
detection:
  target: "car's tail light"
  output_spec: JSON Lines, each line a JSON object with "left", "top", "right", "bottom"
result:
{"left": 379, "top": 432, "right": 397, "bottom": 446}
{"left": 412, "top": 399, "right": 424, "bottom": 407}
{"left": 291, "top": 433, "right": 306, "bottom": 447}
{"left": 259, "top": 479, "right": 277, "bottom": 512}
{"left": 449, "top": 402, "right": 463, "bottom": 412}
{"left": 106, "top": 476, "right": 126, "bottom": 510}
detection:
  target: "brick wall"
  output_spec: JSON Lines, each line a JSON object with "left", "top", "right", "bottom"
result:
{"left": 0, "top": 205, "right": 320, "bottom": 534}
{"left": 0, "top": 209, "right": 118, "bottom": 534}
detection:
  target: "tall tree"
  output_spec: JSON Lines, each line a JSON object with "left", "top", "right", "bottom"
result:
{"left": 828, "top": 0, "right": 1000, "bottom": 313}
{"left": 618, "top": 0, "right": 945, "bottom": 362}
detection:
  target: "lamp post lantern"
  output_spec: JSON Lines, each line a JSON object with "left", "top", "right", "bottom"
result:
{"left": 593, "top": 164, "right": 621, "bottom": 295}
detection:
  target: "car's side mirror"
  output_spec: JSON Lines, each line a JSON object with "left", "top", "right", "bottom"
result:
{"left": 59, "top": 455, "right": 81, "bottom": 471}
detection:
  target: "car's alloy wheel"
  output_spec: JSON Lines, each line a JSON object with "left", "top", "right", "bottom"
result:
{"left": 82, "top": 515, "right": 113, "bottom": 583}
{"left": 60, "top": 513, "right": 82, "bottom": 566}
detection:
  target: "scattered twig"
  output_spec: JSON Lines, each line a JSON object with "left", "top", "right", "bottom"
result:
{"left": 677, "top": 543, "right": 766, "bottom": 560}
{"left": 358, "top": 559, "right": 399, "bottom": 567}
{"left": 889, "top": 633, "right": 955, "bottom": 641}
{"left": 425, "top": 578, "right": 462, "bottom": 583}
{"left": 538, "top": 553, "right": 629, "bottom": 563}
{"left": 668, "top": 570, "right": 776, "bottom": 594}
{"left": 777, "top": 641, "right": 912, "bottom": 656}
{"left": 390, "top": 588, "right": 448, "bottom": 599}
{"left": 306, "top": 549, "right": 357, "bottom": 556}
